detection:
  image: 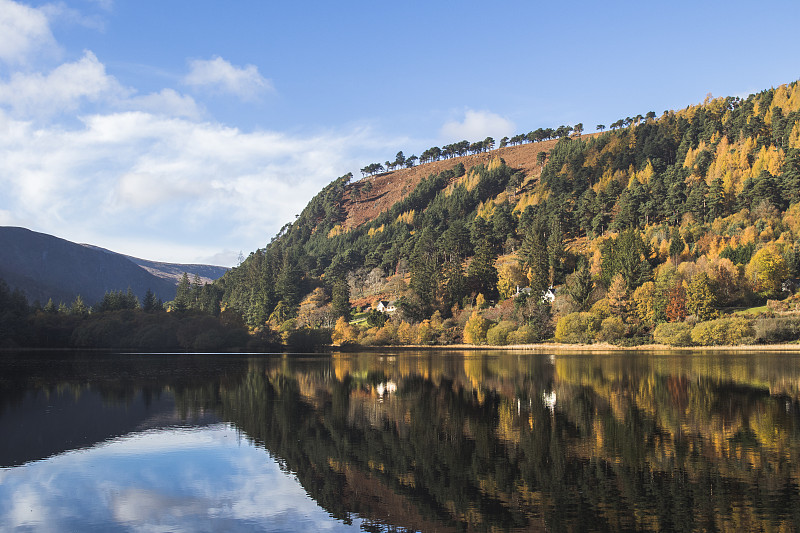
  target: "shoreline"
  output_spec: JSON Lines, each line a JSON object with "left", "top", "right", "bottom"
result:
{"left": 4, "top": 342, "right": 800, "bottom": 355}
{"left": 330, "top": 342, "right": 800, "bottom": 353}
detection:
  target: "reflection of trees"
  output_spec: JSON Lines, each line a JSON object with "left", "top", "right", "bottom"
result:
{"left": 5, "top": 351, "right": 800, "bottom": 531}
{"left": 169, "top": 352, "right": 800, "bottom": 531}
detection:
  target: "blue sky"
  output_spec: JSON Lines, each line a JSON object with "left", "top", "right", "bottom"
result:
{"left": 1, "top": 0, "right": 799, "bottom": 266}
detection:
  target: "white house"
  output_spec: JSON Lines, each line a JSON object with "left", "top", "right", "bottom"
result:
{"left": 543, "top": 287, "right": 556, "bottom": 303}
{"left": 375, "top": 300, "right": 397, "bottom": 313}
{"left": 515, "top": 286, "right": 555, "bottom": 303}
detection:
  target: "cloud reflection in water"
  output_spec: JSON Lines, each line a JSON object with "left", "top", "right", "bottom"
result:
{"left": 0, "top": 424, "right": 362, "bottom": 532}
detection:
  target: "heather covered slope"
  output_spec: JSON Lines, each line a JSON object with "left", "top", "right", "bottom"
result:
{"left": 342, "top": 137, "right": 569, "bottom": 230}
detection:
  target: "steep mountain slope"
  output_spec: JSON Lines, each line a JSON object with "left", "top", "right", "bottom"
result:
{"left": 216, "top": 80, "right": 800, "bottom": 343}
{"left": 0, "top": 227, "right": 177, "bottom": 305}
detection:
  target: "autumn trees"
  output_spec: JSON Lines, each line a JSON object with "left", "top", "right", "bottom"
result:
{"left": 209, "top": 80, "right": 800, "bottom": 348}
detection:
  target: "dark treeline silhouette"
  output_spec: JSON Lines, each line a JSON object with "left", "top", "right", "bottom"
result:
{"left": 0, "top": 275, "right": 265, "bottom": 352}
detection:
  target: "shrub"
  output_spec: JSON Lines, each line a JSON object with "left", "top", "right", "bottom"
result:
{"left": 507, "top": 324, "right": 537, "bottom": 344}
{"left": 589, "top": 298, "right": 611, "bottom": 319}
{"left": 596, "top": 316, "right": 626, "bottom": 342}
{"left": 437, "top": 327, "right": 460, "bottom": 345}
{"left": 486, "top": 320, "right": 516, "bottom": 345}
{"left": 753, "top": 316, "right": 800, "bottom": 343}
{"left": 690, "top": 316, "right": 754, "bottom": 346}
{"left": 554, "top": 312, "right": 600, "bottom": 344}
{"left": 286, "top": 327, "right": 332, "bottom": 351}
{"left": 653, "top": 322, "right": 693, "bottom": 346}
{"left": 375, "top": 321, "right": 398, "bottom": 345}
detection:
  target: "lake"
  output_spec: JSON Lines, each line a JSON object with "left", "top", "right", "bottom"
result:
{"left": 1, "top": 349, "right": 800, "bottom": 532}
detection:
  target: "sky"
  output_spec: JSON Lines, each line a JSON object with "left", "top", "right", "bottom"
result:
{"left": 1, "top": 0, "right": 799, "bottom": 267}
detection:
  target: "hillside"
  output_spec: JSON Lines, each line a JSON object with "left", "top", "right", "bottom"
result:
{"left": 0, "top": 227, "right": 225, "bottom": 306}
{"left": 214, "top": 80, "right": 800, "bottom": 348}
{"left": 343, "top": 137, "right": 570, "bottom": 229}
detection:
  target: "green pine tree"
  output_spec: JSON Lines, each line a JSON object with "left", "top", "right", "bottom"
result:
{"left": 70, "top": 295, "right": 88, "bottom": 317}
{"left": 707, "top": 177, "right": 726, "bottom": 220}
{"left": 142, "top": 289, "right": 157, "bottom": 312}
{"left": 468, "top": 239, "right": 499, "bottom": 301}
{"left": 331, "top": 279, "right": 351, "bottom": 321}
{"left": 174, "top": 272, "right": 191, "bottom": 312}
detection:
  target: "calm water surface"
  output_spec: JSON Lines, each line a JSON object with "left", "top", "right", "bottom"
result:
{"left": 1, "top": 350, "right": 800, "bottom": 532}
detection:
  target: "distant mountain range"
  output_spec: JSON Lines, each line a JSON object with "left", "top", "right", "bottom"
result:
{"left": 81, "top": 244, "right": 229, "bottom": 286}
{"left": 0, "top": 226, "right": 228, "bottom": 305}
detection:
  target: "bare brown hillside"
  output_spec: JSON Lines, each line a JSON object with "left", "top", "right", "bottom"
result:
{"left": 342, "top": 134, "right": 597, "bottom": 229}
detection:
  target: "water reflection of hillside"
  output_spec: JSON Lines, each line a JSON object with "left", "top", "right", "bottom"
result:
{"left": 197, "top": 351, "right": 800, "bottom": 532}
{"left": 3, "top": 351, "right": 800, "bottom": 531}
{"left": 0, "top": 352, "right": 236, "bottom": 466}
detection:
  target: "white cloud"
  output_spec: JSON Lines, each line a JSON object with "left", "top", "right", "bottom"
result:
{"left": 184, "top": 56, "right": 272, "bottom": 101}
{"left": 204, "top": 249, "right": 240, "bottom": 267}
{"left": 0, "top": 209, "right": 15, "bottom": 225}
{"left": 0, "top": 424, "right": 362, "bottom": 531}
{"left": 0, "top": 11, "right": 394, "bottom": 265}
{"left": 0, "top": 50, "right": 127, "bottom": 118}
{"left": 440, "top": 109, "right": 515, "bottom": 143}
{"left": 0, "top": 0, "right": 58, "bottom": 64}
{"left": 0, "top": 425, "right": 367, "bottom": 531}
{"left": 125, "top": 89, "right": 203, "bottom": 120}
{"left": 0, "top": 108, "right": 392, "bottom": 264}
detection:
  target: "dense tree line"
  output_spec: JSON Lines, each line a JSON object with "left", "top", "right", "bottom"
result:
{"left": 0, "top": 275, "right": 261, "bottom": 351}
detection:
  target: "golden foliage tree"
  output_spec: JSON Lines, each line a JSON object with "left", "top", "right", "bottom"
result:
{"left": 497, "top": 260, "right": 527, "bottom": 300}
{"left": 463, "top": 311, "right": 490, "bottom": 345}
{"left": 686, "top": 272, "right": 717, "bottom": 321}
{"left": 332, "top": 316, "right": 359, "bottom": 345}
{"left": 633, "top": 281, "right": 657, "bottom": 323}
{"left": 607, "top": 274, "right": 630, "bottom": 319}
{"left": 746, "top": 246, "right": 788, "bottom": 298}
{"left": 397, "top": 321, "right": 415, "bottom": 344}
